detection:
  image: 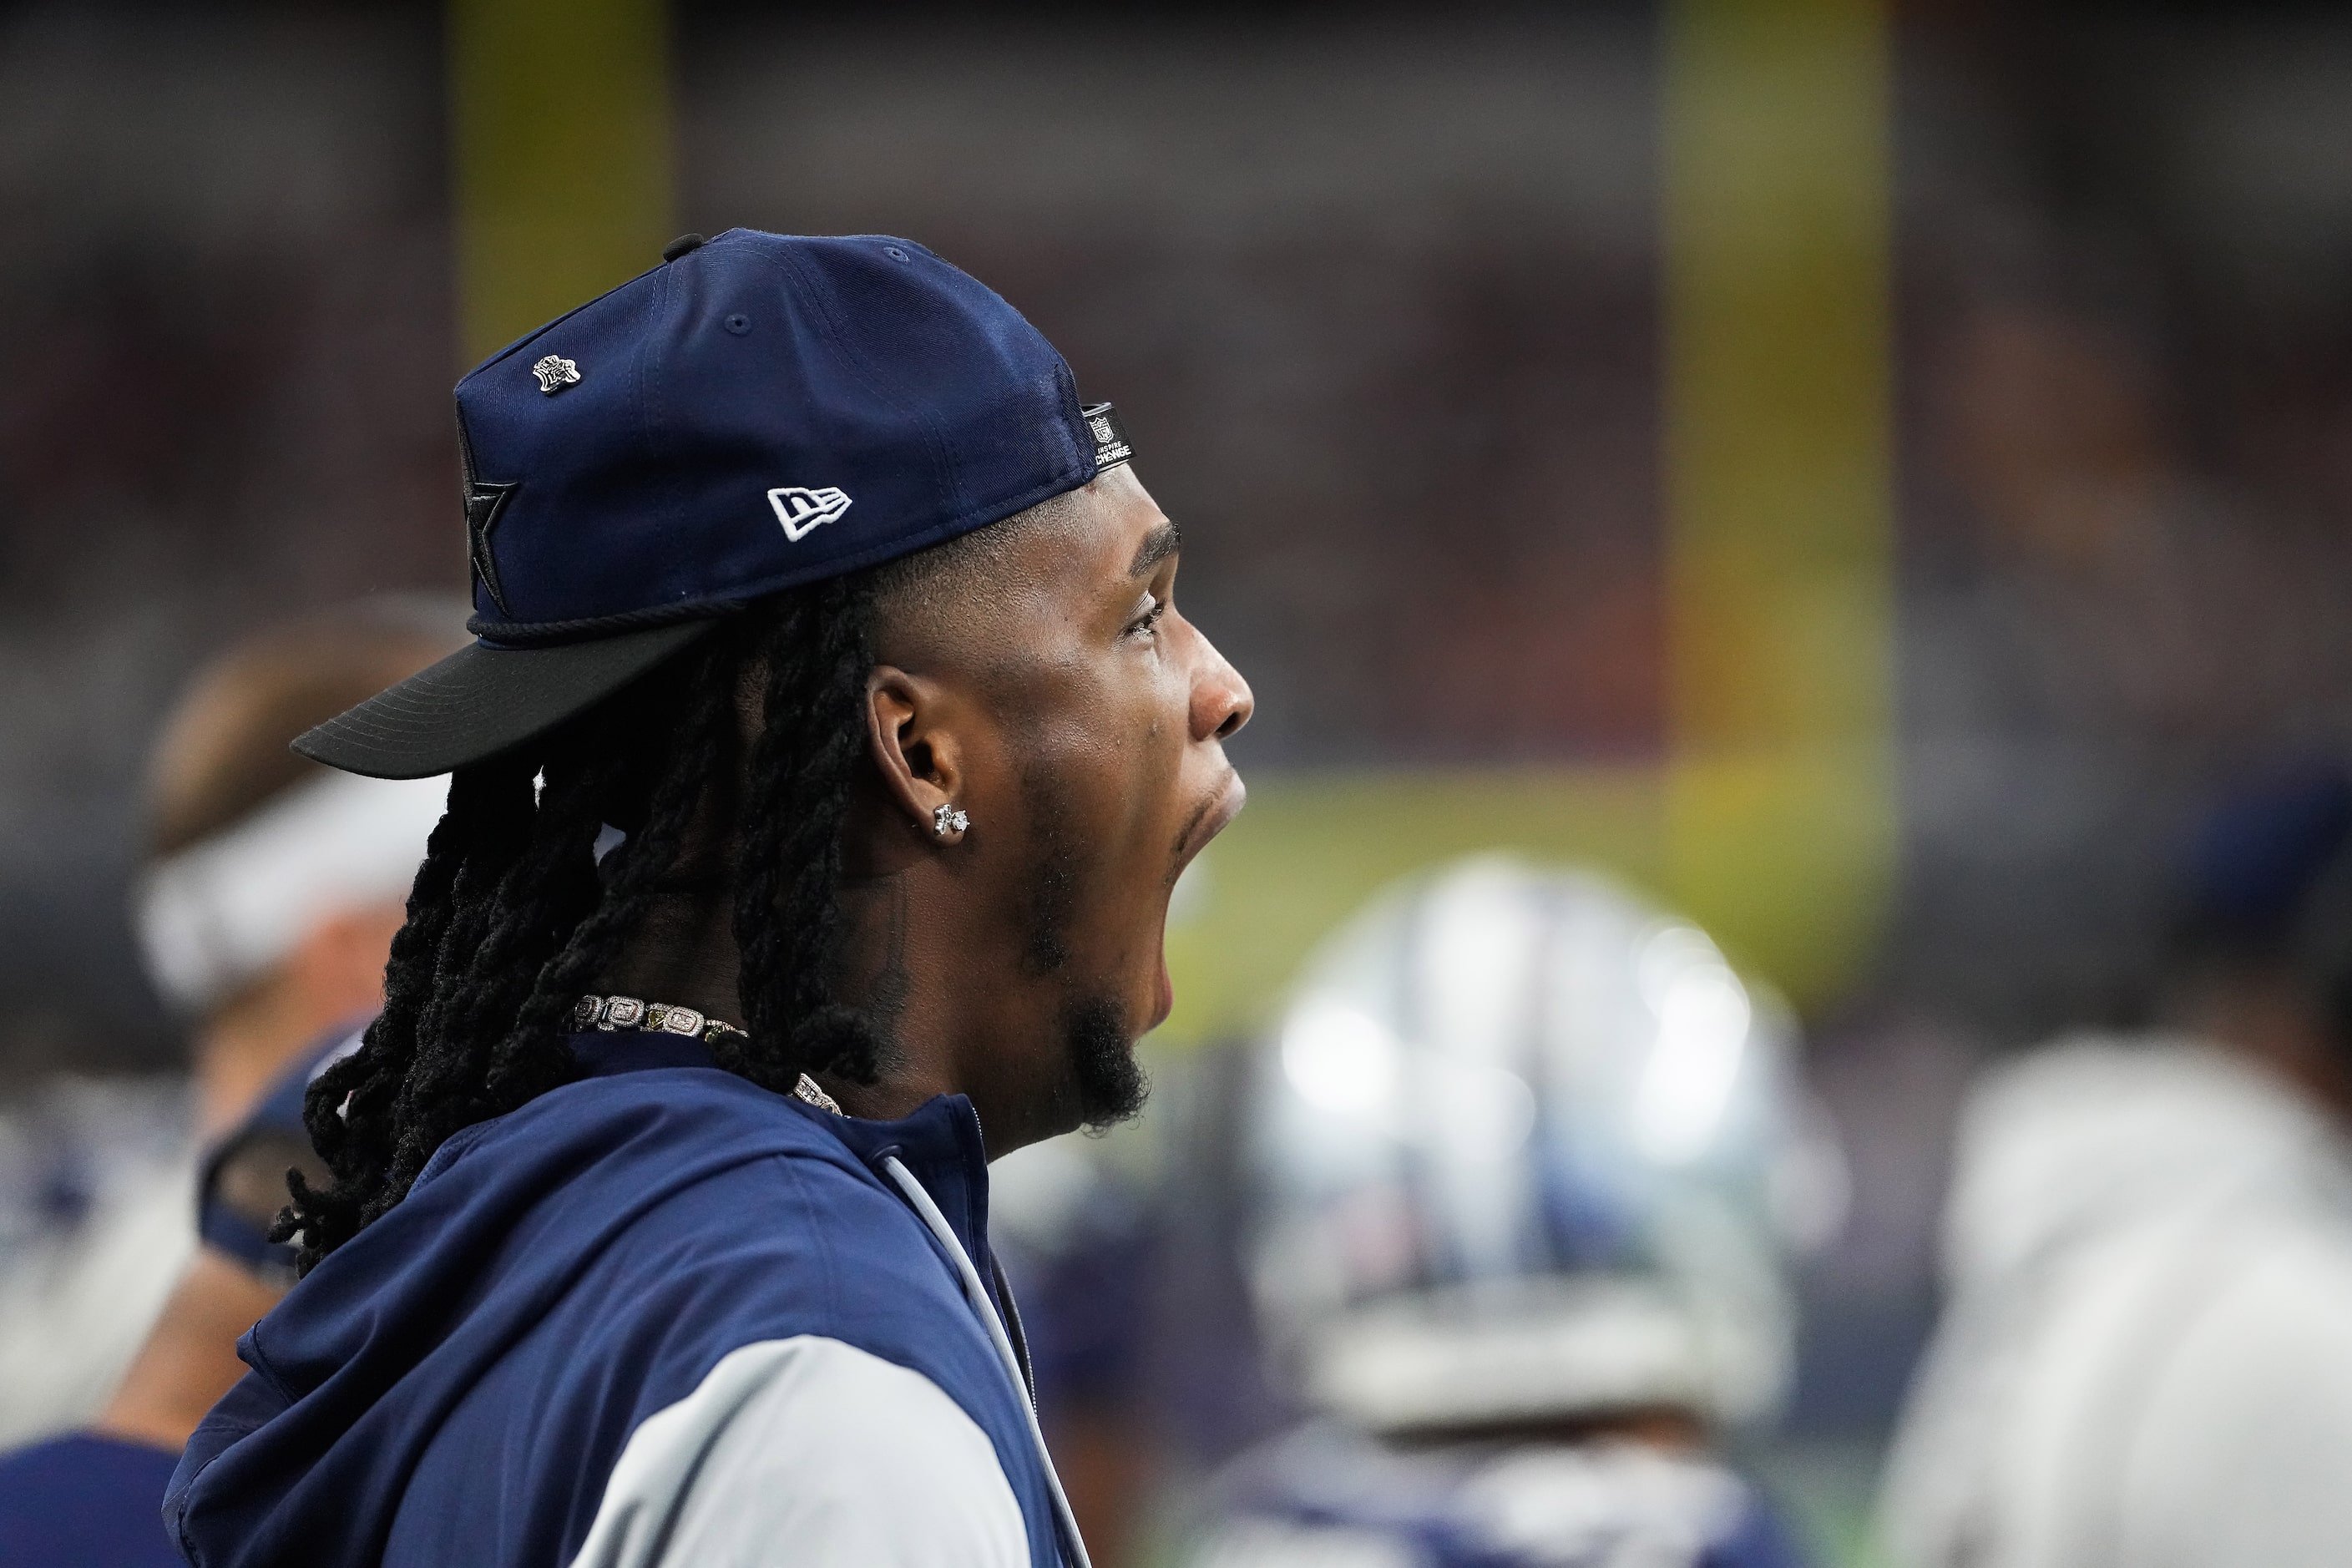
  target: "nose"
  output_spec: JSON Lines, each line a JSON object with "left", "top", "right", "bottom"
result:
{"left": 1191, "top": 630, "right": 1253, "bottom": 743}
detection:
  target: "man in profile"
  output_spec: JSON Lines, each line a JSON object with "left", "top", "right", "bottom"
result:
{"left": 168, "top": 230, "right": 1252, "bottom": 1567}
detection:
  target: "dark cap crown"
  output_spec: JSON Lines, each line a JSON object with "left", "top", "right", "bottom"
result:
{"left": 457, "top": 230, "right": 1100, "bottom": 643}
{"left": 295, "top": 231, "right": 1131, "bottom": 779}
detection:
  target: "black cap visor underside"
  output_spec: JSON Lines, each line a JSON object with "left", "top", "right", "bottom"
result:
{"left": 292, "top": 620, "right": 720, "bottom": 780}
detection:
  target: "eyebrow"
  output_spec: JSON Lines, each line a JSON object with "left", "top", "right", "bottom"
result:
{"left": 1128, "top": 521, "right": 1182, "bottom": 578}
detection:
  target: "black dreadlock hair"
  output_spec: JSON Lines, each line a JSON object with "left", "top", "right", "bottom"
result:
{"left": 276, "top": 574, "right": 885, "bottom": 1272}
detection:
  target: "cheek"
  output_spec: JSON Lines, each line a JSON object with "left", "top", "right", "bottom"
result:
{"left": 1006, "top": 657, "right": 1190, "bottom": 879}
{"left": 1079, "top": 694, "right": 1181, "bottom": 848}
{"left": 1117, "top": 674, "right": 1194, "bottom": 863}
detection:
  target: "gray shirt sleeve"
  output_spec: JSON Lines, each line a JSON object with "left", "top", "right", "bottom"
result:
{"left": 568, "top": 1335, "right": 1032, "bottom": 1568}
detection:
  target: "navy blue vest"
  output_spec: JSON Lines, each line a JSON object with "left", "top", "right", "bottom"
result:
{"left": 166, "top": 1034, "right": 1059, "bottom": 1567}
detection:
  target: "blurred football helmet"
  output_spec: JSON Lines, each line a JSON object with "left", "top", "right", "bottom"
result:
{"left": 1247, "top": 856, "right": 1842, "bottom": 1434}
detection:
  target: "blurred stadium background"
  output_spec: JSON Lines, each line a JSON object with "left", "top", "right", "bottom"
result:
{"left": 6, "top": 0, "right": 2352, "bottom": 1560}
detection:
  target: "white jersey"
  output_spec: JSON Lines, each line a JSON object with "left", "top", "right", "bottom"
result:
{"left": 1880, "top": 1036, "right": 2352, "bottom": 1568}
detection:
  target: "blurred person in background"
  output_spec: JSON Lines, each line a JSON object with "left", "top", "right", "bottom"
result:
{"left": 1880, "top": 760, "right": 2352, "bottom": 1568}
{"left": 0, "top": 1033, "right": 357, "bottom": 1566}
{"left": 1189, "top": 857, "right": 1843, "bottom": 1568}
{"left": 0, "top": 604, "right": 454, "bottom": 1555}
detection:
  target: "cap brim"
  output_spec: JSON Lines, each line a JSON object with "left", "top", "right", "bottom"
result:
{"left": 292, "top": 620, "right": 720, "bottom": 779}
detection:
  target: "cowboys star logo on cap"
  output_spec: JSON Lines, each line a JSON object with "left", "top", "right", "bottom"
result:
{"left": 766, "top": 486, "right": 852, "bottom": 542}
{"left": 456, "top": 414, "right": 521, "bottom": 616}
{"left": 531, "top": 355, "right": 581, "bottom": 395}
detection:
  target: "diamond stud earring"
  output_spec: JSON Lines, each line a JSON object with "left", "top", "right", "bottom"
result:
{"left": 932, "top": 802, "right": 970, "bottom": 838}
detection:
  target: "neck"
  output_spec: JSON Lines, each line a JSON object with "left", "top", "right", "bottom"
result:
{"left": 823, "top": 866, "right": 963, "bottom": 1121}
{"left": 598, "top": 885, "right": 747, "bottom": 1033}
{"left": 603, "top": 857, "right": 1075, "bottom": 1155}
{"left": 2177, "top": 972, "right": 2352, "bottom": 1126}
{"left": 827, "top": 857, "right": 1080, "bottom": 1152}
{"left": 600, "top": 872, "right": 979, "bottom": 1120}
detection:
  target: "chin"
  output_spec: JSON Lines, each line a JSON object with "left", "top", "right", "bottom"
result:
{"left": 1065, "top": 993, "right": 1150, "bottom": 1130}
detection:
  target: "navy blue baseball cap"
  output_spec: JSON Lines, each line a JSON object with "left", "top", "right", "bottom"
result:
{"left": 296, "top": 230, "right": 1134, "bottom": 779}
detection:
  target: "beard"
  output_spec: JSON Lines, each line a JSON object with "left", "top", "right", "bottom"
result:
{"left": 1015, "top": 765, "right": 1149, "bottom": 1130}
{"left": 1065, "top": 994, "right": 1149, "bottom": 1130}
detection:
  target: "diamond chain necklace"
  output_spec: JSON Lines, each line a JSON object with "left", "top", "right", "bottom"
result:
{"left": 571, "top": 993, "right": 843, "bottom": 1115}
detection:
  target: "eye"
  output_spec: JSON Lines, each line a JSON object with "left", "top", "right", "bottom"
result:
{"left": 1125, "top": 594, "right": 1171, "bottom": 640}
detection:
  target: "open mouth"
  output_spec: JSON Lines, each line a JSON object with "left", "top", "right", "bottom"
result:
{"left": 1149, "top": 769, "right": 1246, "bottom": 1029}
{"left": 1174, "top": 767, "right": 1247, "bottom": 874}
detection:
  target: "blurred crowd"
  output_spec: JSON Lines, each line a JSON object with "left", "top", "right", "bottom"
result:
{"left": 10, "top": 3, "right": 2352, "bottom": 1566}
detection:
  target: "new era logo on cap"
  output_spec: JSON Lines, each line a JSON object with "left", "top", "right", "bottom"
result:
{"left": 767, "top": 486, "right": 853, "bottom": 542}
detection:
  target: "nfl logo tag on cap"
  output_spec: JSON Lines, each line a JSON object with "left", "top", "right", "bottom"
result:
{"left": 1084, "top": 404, "right": 1132, "bottom": 470}
{"left": 293, "top": 230, "right": 1136, "bottom": 781}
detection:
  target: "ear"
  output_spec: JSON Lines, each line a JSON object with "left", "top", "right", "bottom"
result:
{"left": 865, "top": 665, "right": 969, "bottom": 844}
